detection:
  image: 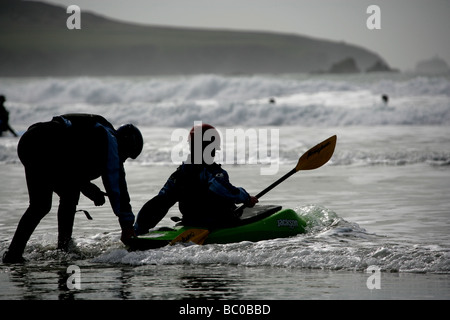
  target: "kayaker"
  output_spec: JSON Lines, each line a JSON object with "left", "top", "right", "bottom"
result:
{"left": 2, "top": 114, "right": 143, "bottom": 263}
{"left": 134, "top": 123, "right": 258, "bottom": 234}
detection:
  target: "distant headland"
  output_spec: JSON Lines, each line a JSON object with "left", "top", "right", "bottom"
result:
{"left": 1, "top": 1, "right": 396, "bottom": 76}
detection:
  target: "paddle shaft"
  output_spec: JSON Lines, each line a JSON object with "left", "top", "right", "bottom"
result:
{"left": 7, "top": 124, "right": 18, "bottom": 137}
{"left": 254, "top": 168, "right": 296, "bottom": 199}
{"left": 235, "top": 168, "right": 295, "bottom": 213}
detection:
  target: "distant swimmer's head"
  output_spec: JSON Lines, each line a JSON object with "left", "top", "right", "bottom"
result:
{"left": 0, "top": 95, "right": 5, "bottom": 103}
{"left": 188, "top": 123, "right": 221, "bottom": 164}
{"left": 116, "top": 124, "right": 144, "bottom": 160}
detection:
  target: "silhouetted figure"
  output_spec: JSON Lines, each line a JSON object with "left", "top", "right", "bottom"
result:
{"left": 382, "top": 94, "right": 389, "bottom": 105}
{"left": 2, "top": 114, "right": 143, "bottom": 263}
{"left": 0, "top": 95, "right": 17, "bottom": 137}
{"left": 134, "top": 123, "right": 258, "bottom": 235}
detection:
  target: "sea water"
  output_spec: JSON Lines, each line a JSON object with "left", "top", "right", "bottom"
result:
{"left": 0, "top": 73, "right": 449, "bottom": 301}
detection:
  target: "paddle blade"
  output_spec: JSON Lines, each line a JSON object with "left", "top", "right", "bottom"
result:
{"left": 295, "top": 135, "right": 337, "bottom": 171}
{"left": 170, "top": 229, "right": 210, "bottom": 246}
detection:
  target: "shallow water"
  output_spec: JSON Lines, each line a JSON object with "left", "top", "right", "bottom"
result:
{"left": 2, "top": 263, "right": 449, "bottom": 300}
{"left": 1, "top": 73, "right": 449, "bottom": 301}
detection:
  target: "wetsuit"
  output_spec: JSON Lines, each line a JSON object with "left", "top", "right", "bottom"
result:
{"left": 0, "top": 103, "right": 9, "bottom": 135}
{"left": 5, "top": 114, "right": 134, "bottom": 260}
{"left": 134, "top": 161, "right": 251, "bottom": 234}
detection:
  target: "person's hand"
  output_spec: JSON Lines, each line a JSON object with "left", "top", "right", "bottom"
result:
{"left": 81, "top": 183, "right": 106, "bottom": 206}
{"left": 120, "top": 226, "right": 136, "bottom": 245}
{"left": 246, "top": 196, "right": 259, "bottom": 208}
{"left": 91, "top": 192, "right": 106, "bottom": 206}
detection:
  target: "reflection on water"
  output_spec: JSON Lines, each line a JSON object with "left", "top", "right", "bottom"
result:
{"left": 1, "top": 262, "right": 250, "bottom": 300}
{"left": 3, "top": 261, "right": 450, "bottom": 300}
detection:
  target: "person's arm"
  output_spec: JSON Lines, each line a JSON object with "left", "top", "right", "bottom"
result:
{"left": 99, "top": 125, "right": 135, "bottom": 236}
{"left": 80, "top": 182, "right": 106, "bottom": 206}
{"left": 205, "top": 169, "right": 258, "bottom": 207}
{"left": 134, "top": 170, "right": 179, "bottom": 235}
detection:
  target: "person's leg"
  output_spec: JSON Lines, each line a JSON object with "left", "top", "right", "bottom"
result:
{"left": 3, "top": 121, "right": 60, "bottom": 263}
{"left": 3, "top": 167, "right": 53, "bottom": 263}
{"left": 56, "top": 189, "right": 80, "bottom": 251}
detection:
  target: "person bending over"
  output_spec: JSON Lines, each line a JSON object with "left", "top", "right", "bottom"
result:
{"left": 3, "top": 114, "right": 143, "bottom": 263}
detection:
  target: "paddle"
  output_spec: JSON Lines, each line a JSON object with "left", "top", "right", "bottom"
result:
{"left": 170, "top": 228, "right": 210, "bottom": 246}
{"left": 235, "top": 134, "right": 337, "bottom": 215}
{"left": 7, "top": 124, "right": 18, "bottom": 137}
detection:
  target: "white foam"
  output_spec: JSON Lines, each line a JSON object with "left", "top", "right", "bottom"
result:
{"left": 1, "top": 74, "right": 449, "bottom": 128}
{"left": 1, "top": 74, "right": 449, "bottom": 165}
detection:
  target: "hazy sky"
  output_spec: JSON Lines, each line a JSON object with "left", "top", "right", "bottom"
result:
{"left": 38, "top": 0, "right": 450, "bottom": 71}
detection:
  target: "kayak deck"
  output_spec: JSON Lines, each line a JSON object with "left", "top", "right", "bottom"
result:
{"left": 128, "top": 205, "right": 307, "bottom": 250}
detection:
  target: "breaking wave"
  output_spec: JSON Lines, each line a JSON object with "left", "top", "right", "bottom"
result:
{"left": 90, "top": 205, "right": 450, "bottom": 274}
{"left": 1, "top": 73, "right": 449, "bottom": 128}
{"left": 1, "top": 73, "right": 449, "bottom": 167}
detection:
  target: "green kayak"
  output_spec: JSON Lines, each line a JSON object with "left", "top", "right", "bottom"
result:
{"left": 128, "top": 205, "right": 307, "bottom": 250}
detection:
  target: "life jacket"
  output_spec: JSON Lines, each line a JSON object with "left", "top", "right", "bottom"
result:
{"left": 175, "top": 163, "right": 238, "bottom": 227}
